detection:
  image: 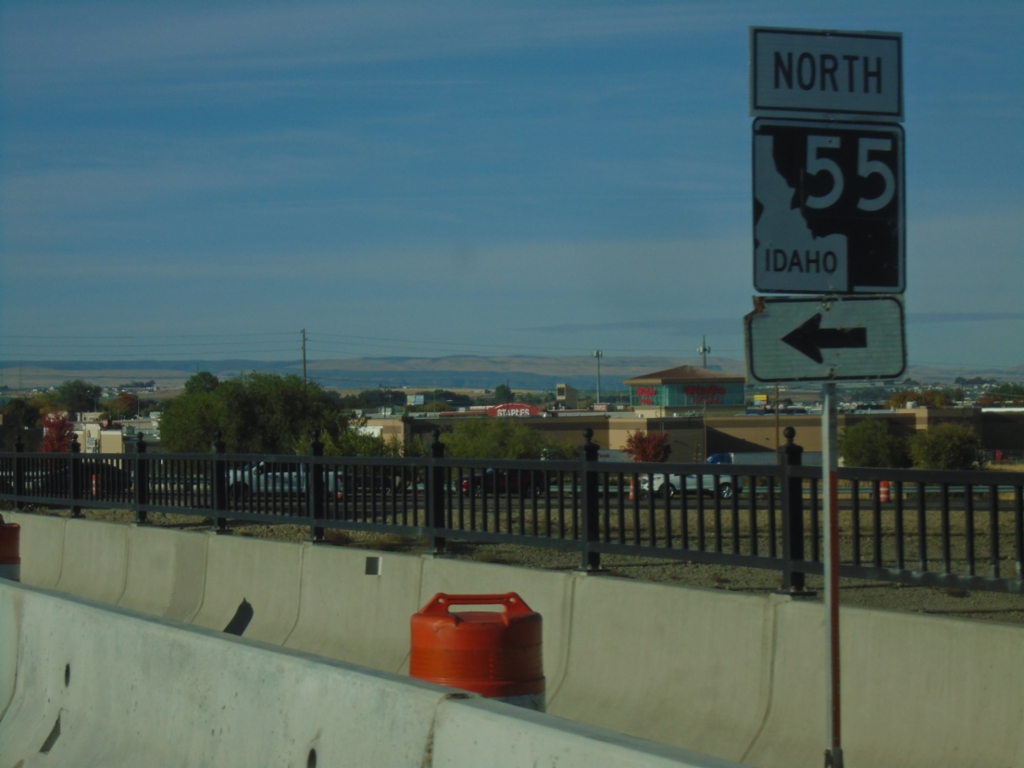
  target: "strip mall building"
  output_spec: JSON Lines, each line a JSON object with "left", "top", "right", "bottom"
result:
{"left": 362, "top": 364, "right": 1024, "bottom": 462}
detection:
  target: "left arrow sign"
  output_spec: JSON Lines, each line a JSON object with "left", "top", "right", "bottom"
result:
{"left": 781, "top": 314, "right": 867, "bottom": 364}
{"left": 744, "top": 295, "right": 905, "bottom": 383}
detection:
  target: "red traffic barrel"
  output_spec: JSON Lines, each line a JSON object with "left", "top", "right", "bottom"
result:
{"left": 410, "top": 592, "right": 545, "bottom": 710}
{"left": 0, "top": 514, "right": 20, "bottom": 582}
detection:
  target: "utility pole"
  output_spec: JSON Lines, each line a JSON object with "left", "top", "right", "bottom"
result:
{"left": 697, "top": 336, "right": 711, "bottom": 369}
{"left": 301, "top": 329, "right": 307, "bottom": 384}
{"left": 593, "top": 350, "right": 603, "bottom": 404}
{"left": 696, "top": 337, "right": 711, "bottom": 458}
{"left": 775, "top": 383, "right": 781, "bottom": 464}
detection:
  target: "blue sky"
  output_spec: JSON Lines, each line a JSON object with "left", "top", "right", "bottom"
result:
{"left": 1, "top": 1, "right": 1021, "bottom": 369}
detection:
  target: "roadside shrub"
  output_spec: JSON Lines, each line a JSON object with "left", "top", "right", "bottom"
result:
{"left": 909, "top": 423, "right": 984, "bottom": 470}
{"left": 837, "top": 420, "right": 910, "bottom": 468}
{"left": 622, "top": 430, "right": 672, "bottom": 463}
{"left": 39, "top": 412, "right": 75, "bottom": 453}
{"left": 442, "top": 418, "right": 576, "bottom": 460}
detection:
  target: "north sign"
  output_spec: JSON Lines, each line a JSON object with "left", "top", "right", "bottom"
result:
{"left": 753, "top": 118, "right": 904, "bottom": 295}
{"left": 744, "top": 295, "right": 906, "bottom": 383}
{"left": 750, "top": 27, "right": 902, "bottom": 120}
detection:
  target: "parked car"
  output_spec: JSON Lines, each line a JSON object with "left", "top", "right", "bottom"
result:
{"left": 226, "top": 461, "right": 404, "bottom": 502}
{"left": 460, "top": 468, "right": 548, "bottom": 498}
{"left": 228, "top": 461, "right": 301, "bottom": 500}
{"left": 638, "top": 455, "right": 743, "bottom": 500}
{"left": 15, "top": 460, "right": 133, "bottom": 497}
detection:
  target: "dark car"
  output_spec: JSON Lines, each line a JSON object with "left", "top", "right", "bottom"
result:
{"left": 20, "top": 459, "right": 133, "bottom": 498}
{"left": 460, "top": 468, "right": 548, "bottom": 498}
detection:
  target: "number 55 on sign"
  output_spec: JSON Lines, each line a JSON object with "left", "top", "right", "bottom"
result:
{"left": 752, "top": 119, "right": 904, "bottom": 294}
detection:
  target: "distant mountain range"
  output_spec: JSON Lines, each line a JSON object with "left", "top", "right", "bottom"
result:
{"left": 0, "top": 356, "right": 1020, "bottom": 392}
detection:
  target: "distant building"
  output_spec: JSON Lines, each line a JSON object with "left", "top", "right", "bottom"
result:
{"left": 554, "top": 383, "right": 578, "bottom": 410}
{"left": 624, "top": 365, "right": 746, "bottom": 418}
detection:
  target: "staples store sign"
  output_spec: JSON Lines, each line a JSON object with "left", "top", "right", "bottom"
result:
{"left": 487, "top": 403, "right": 543, "bottom": 417}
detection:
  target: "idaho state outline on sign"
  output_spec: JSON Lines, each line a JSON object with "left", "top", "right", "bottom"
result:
{"left": 752, "top": 118, "right": 904, "bottom": 294}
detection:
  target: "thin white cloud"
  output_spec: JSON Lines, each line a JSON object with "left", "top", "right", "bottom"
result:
{"left": 3, "top": 3, "right": 746, "bottom": 82}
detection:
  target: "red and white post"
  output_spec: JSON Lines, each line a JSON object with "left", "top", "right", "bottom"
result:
{"left": 822, "top": 382, "right": 843, "bottom": 768}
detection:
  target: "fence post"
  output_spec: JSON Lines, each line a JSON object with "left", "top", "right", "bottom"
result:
{"left": 135, "top": 434, "right": 149, "bottom": 525}
{"left": 211, "top": 432, "right": 229, "bottom": 534}
{"left": 779, "top": 426, "right": 806, "bottom": 593}
{"left": 14, "top": 435, "right": 24, "bottom": 510}
{"left": 427, "top": 428, "right": 446, "bottom": 555}
{"left": 69, "top": 436, "right": 82, "bottom": 518}
{"left": 308, "top": 429, "right": 325, "bottom": 542}
{"left": 579, "top": 428, "right": 602, "bottom": 572}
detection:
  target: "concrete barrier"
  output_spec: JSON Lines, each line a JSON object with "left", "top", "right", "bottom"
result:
{"left": 285, "top": 545, "right": 425, "bottom": 672}
{"left": 420, "top": 556, "right": 576, "bottom": 693}
{"left": 7, "top": 512, "right": 1024, "bottom": 767}
{"left": 0, "top": 580, "right": 742, "bottom": 768}
{"left": 117, "top": 525, "right": 208, "bottom": 622}
{"left": 742, "top": 598, "right": 1024, "bottom": 768}
{"left": 0, "top": 581, "right": 447, "bottom": 767}
{"left": 190, "top": 533, "right": 303, "bottom": 643}
{"left": 432, "top": 696, "right": 746, "bottom": 768}
{"left": 0, "top": 581, "right": 15, "bottom": 721}
{"left": 552, "top": 575, "right": 774, "bottom": 763}
{"left": 55, "top": 518, "right": 129, "bottom": 604}
{"left": 2, "top": 511, "right": 66, "bottom": 588}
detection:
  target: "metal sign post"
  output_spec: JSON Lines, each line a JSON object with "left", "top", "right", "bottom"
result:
{"left": 748, "top": 27, "right": 906, "bottom": 767}
{"left": 821, "top": 382, "right": 842, "bottom": 768}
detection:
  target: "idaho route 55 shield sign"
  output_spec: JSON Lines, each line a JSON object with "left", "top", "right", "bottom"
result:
{"left": 753, "top": 118, "right": 904, "bottom": 294}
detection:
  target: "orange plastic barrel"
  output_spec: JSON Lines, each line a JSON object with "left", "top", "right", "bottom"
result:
{"left": 879, "top": 481, "right": 890, "bottom": 503}
{"left": 410, "top": 592, "right": 544, "bottom": 710}
{"left": 0, "top": 514, "right": 20, "bottom": 582}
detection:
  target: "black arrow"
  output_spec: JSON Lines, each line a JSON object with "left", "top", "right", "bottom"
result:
{"left": 782, "top": 313, "right": 867, "bottom": 364}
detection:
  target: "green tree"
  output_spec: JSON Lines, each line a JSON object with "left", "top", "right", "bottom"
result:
{"left": 886, "top": 389, "right": 953, "bottom": 409}
{"left": 442, "top": 418, "right": 573, "bottom": 460}
{"left": 493, "top": 383, "right": 514, "bottom": 405}
{"left": 909, "top": 423, "right": 984, "bottom": 470}
{"left": 160, "top": 373, "right": 349, "bottom": 454}
{"left": 977, "top": 382, "right": 1024, "bottom": 406}
{"left": 159, "top": 390, "right": 226, "bottom": 452}
{"left": 837, "top": 420, "right": 910, "bottom": 468}
{"left": 2, "top": 399, "right": 41, "bottom": 450}
{"left": 184, "top": 371, "right": 220, "bottom": 395}
{"left": 337, "top": 388, "right": 407, "bottom": 411}
{"left": 54, "top": 379, "right": 102, "bottom": 412}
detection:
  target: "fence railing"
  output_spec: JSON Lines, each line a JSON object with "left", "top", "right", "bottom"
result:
{"left": 2, "top": 429, "right": 1022, "bottom": 594}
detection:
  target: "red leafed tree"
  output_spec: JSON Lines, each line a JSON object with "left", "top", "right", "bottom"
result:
{"left": 622, "top": 430, "right": 672, "bottom": 463}
{"left": 40, "top": 412, "right": 75, "bottom": 453}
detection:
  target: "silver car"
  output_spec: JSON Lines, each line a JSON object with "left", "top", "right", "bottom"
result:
{"left": 638, "top": 470, "right": 741, "bottom": 500}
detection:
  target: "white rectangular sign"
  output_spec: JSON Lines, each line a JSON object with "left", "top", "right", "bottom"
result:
{"left": 750, "top": 28, "right": 902, "bottom": 120}
{"left": 744, "top": 295, "right": 906, "bottom": 383}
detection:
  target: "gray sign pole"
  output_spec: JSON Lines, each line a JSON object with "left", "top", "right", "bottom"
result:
{"left": 749, "top": 29, "right": 905, "bottom": 765}
{"left": 821, "top": 382, "right": 843, "bottom": 768}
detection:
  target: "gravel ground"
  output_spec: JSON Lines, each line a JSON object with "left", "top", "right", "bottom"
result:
{"left": 12, "top": 503, "right": 1024, "bottom": 625}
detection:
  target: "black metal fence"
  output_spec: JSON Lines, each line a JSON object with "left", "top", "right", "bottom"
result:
{"left": 2, "top": 429, "right": 1022, "bottom": 594}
